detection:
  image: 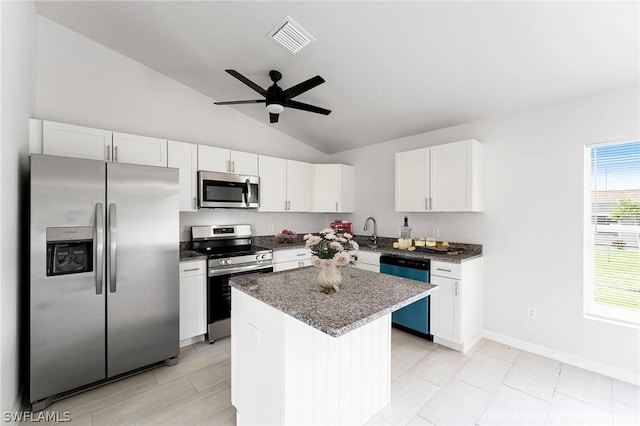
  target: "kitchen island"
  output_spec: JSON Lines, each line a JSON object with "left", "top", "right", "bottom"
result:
{"left": 230, "top": 266, "right": 437, "bottom": 426}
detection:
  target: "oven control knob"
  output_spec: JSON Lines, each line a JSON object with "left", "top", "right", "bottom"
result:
{"left": 256, "top": 254, "right": 263, "bottom": 261}
{"left": 226, "top": 259, "right": 233, "bottom": 265}
{"left": 218, "top": 259, "right": 226, "bottom": 266}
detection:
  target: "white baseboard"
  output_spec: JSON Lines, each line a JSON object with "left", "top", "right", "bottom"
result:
{"left": 179, "top": 334, "right": 204, "bottom": 348}
{"left": 482, "top": 329, "right": 639, "bottom": 386}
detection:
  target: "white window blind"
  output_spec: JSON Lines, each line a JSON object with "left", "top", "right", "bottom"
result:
{"left": 584, "top": 141, "right": 640, "bottom": 327}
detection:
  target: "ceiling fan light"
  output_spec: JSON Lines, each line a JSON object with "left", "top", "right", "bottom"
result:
{"left": 266, "top": 103, "right": 285, "bottom": 114}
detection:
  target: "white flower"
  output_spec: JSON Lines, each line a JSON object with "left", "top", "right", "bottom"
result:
{"left": 324, "top": 233, "right": 337, "bottom": 240}
{"left": 343, "top": 233, "right": 353, "bottom": 240}
{"left": 311, "top": 255, "right": 321, "bottom": 267}
{"left": 350, "top": 241, "right": 360, "bottom": 250}
{"left": 320, "top": 259, "right": 333, "bottom": 268}
{"left": 330, "top": 241, "right": 344, "bottom": 251}
{"left": 320, "top": 227, "right": 334, "bottom": 234}
{"left": 303, "top": 233, "right": 313, "bottom": 240}
{"left": 338, "top": 237, "right": 347, "bottom": 243}
{"left": 305, "top": 236, "right": 322, "bottom": 247}
{"left": 333, "top": 251, "right": 351, "bottom": 267}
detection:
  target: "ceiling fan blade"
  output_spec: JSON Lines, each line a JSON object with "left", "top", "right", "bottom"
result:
{"left": 283, "top": 75, "right": 325, "bottom": 99}
{"left": 225, "top": 70, "right": 267, "bottom": 96}
{"left": 284, "top": 100, "right": 331, "bottom": 115}
{"left": 214, "top": 100, "right": 265, "bottom": 105}
{"left": 269, "top": 113, "right": 279, "bottom": 124}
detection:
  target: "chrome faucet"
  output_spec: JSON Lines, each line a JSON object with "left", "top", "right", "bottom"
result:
{"left": 363, "top": 217, "right": 377, "bottom": 245}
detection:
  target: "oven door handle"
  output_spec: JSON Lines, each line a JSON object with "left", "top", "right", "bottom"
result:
{"left": 208, "top": 263, "right": 272, "bottom": 277}
{"left": 244, "top": 178, "right": 252, "bottom": 208}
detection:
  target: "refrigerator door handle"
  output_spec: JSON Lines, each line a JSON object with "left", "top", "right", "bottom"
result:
{"left": 95, "top": 202, "right": 104, "bottom": 295}
{"left": 108, "top": 203, "right": 117, "bottom": 293}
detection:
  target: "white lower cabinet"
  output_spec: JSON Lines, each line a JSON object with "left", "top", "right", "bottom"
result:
{"left": 431, "top": 258, "right": 482, "bottom": 353}
{"left": 273, "top": 248, "right": 311, "bottom": 272}
{"left": 353, "top": 250, "right": 381, "bottom": 272}
{"left": 179, "top": 260, "right": 207, "bottom": 342}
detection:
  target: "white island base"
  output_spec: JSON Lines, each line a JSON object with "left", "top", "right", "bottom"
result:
{"left": 231, "top": 288, "right": 391, "bottom": 426}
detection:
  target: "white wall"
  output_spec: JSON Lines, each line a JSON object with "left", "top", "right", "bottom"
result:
{"left": 35, "top": 16, "right": 333, "bottom": 240}
{"left": 330, "top": 86, "right": 640, "bottom": 382}
{"left": 1, "top": 0, "right": 37, "bottom": 416}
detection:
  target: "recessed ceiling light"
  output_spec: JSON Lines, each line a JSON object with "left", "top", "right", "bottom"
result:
{"left": 267, "top": 16, "right": 316, "bottom": 55}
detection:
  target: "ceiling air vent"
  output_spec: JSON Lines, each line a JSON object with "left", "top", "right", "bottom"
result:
{"left": 267, "top": 16, "right": 316, "bottom": 55}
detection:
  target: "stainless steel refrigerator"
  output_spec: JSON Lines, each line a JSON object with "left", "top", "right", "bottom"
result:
{"left": 29, "top": 154, "right": 180, "bottom": 411}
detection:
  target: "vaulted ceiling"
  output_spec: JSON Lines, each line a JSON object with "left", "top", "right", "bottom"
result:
{"left": 36, "top": 1, "right": 639, "bottom": 154}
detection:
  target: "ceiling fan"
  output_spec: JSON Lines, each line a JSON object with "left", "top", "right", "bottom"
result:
{"left": 214, "top": 69, "right": 331, "bottom": 123}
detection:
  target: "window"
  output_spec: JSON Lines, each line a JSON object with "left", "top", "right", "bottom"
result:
{"left": 584, "top": 140, "right": 640, "bottom": 327}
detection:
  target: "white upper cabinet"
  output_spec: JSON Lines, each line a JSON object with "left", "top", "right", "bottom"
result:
{"left": 395, "top": 139, "right": 483, "bottom": 212}
{"left": 312, "top": 164, "right": 354, "bottom": 213}
{"left": 41, "top": 121, "right": 168, "bottom": 167}
{"left": 395, "top": 147, "right": 429, "bottom": 212}
{"left": 286, "top": 160, "right": 312, "bottom": 212}
{"left": 112, "top": 132, "right": 167, "bottom": 167}
{"left": 43, "top": 121, "right": 112, "bottom": 161}
{"left": 198, "top": 145, "right": 258, "bottom": 176}
{"left": 258, "top": 156, "right": 312, "bottom": 212}
{"left": 258, "top": 155, "right": 287, "bottom": 211}
{"left": 430, "top": 140, "right": 482, "bottom": 212}
{"left": 167, "top": 140, "right": 198, "bottom": 212}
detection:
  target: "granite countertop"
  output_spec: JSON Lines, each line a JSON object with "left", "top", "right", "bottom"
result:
{"left": 251, "top": 235, "right": 482, "bottom": 264}
{"left": 230, "top": 266, "right": 436, "bottom": 337}
{"left": 180, "top": 235, "right": 483, "bottom": 263}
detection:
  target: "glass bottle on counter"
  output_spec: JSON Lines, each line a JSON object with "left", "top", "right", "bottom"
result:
{"left": 398, "top": 216, "right": 412, "bottom": 249}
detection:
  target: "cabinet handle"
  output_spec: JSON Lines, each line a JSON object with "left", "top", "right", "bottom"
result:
{"left": 284, "top": 200, "right": 288, "bottom": 211}
{"left": 455, "top": 281, "right": 459, "bottom": 296}
{"left": 335, "top": 201, "right": 339, "bottom": 211}
{"left": 114, "top": 146, "right": 119, "bottom": 162}
{"left": 425, "top": 198, "right": 428, "bottom": 210}
{"left": 105, "top": 145, "right": 111, "bottom": 161}
{"left": 182, "top": 267, "right": 200, "bottom": 272}
{"left": 231, "top": 161, "right": 235, "bottom": 173}
{"left": 436, "top": 268, "right": 452, "bottom": 272}
{"left": 288, "top": 200, "right": 291, "bottom": 210}
{"left": 227, "top": 160, "right": 231, "bottom": 172}
{"left": 193, "top": 197, "right": 197, "bottom": 209}
{"left": 429, "top": 197, "right": 433, "bottom": 210}
{"left": 296, "top": 253, "right": 306, "bottom": 257}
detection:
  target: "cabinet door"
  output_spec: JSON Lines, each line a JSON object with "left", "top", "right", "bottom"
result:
{"left": 258, "top": 155, "right": 287, "bottom": 212}
{"left": 179, "top": 274, "right": 207, "bottom": 340}
{"left": 312, "top": 164, "right": 340, "bottom": 212}
{"left": 431, "top": 274, "right": 460, "bottom": 343}
{"left": 230, "top": 150, "right": 258, "bottom": 176}
{"left": 286, "top": 160, "right": 312, "bottom": 212}
{"left": 430, "top": 140, "right": 472, "bottom": 212}
{"left": 395, "top": 148, "right": 429, "bottom": 212}
{"left": 168, "top": 141, "right": 198, "bottom": 212}
{"left": 112, "top": 132, "right": 167, "bottom": 167}
{"left": 338, "top": 165, "right": 354, "bottom": 212}
{"left": 43, "top": 121, "right": 112, "bottom": 161}
{"left": 179, "top": 261, "right": 206, "bottom": 341}
{"left": 198, "top": 145, "right": 231, "bottom": 173}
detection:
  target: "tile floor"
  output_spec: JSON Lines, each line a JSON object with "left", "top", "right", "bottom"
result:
{"left": 21, "top": 330, "right": 639, "bottom": 426}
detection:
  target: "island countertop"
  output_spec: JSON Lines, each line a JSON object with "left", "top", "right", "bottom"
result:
{"left": 230, "top": 266, "right": 436, "bottom": 337}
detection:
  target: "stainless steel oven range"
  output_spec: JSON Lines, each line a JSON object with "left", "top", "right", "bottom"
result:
{"left": 191, "top": 225, "right": 273, "bottom": 343}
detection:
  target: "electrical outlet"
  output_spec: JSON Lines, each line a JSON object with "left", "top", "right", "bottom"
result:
{"left": 527, "top": 306, "right": 537, "bottom": 319}
{"left": 432, "top": 228, "right": 440, "bottom": 238}
{"left": 268, "top": 224, "right": 275, "bottom": 233}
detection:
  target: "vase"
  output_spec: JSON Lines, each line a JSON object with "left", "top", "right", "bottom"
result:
{"left": 317, "top": 263, "right": 342, "bottom": 292}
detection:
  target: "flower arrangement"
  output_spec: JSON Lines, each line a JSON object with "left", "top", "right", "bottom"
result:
{"left": 303, "top": 228, "right": 359, "bottom": 267}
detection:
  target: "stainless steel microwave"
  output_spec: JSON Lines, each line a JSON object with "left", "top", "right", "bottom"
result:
{"left": 198, "top": 171, "right": 259, "bottom": 209}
